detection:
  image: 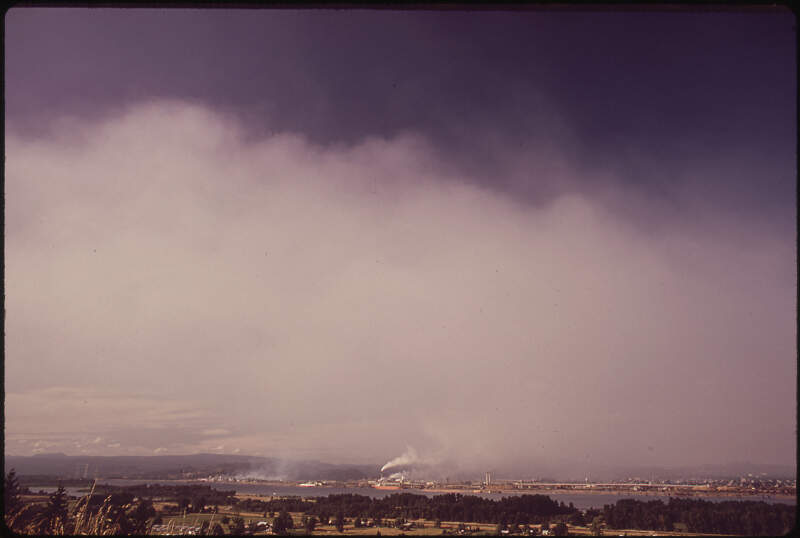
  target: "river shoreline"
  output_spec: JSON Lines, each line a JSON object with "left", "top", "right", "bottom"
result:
{"left": 30, "top": 479, "right": 794, "bottom": 509}
{"left": 417, "top": 487, "right": 795, "bottom": 501}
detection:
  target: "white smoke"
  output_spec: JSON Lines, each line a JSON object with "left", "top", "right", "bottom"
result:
{"left": 381, "top": 446, "right": 419, "bottom": 473}
{"left": 380, "top": 445, "right": 446, "bottom": 476}
{"left": 380, "top": 446, "right": 469, "bottom": 480}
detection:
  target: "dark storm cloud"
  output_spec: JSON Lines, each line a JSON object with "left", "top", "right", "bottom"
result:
{"left": 5, "top": 8, "right": 795, "bottom": 227}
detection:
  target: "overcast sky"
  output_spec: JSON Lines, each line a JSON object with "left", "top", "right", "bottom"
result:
{"left": 4, "top": 7, "right": 796, "bottom": 476}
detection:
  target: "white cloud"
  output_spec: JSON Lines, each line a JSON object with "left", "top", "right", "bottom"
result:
{"left": 5, "top": 387, "right": 220, "bottom": 434}
{"left": 202, "top": 429, "right": 231, "bottom": 436}
{"left": 4, "top": 101, "right": 795, "bottom": 469}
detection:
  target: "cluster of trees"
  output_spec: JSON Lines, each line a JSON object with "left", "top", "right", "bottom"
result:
{"left": 255, "top": 492, "right": 577, "bottom": 526}
{"left": 235, "top": 495, "right": 312, "bottom": 514}
{"left": 601, "top": 497, "right": 795, "bottom": 535}
{"left": 301, "top": 514, "right": 319, "bottom": 533}
{"left": 91, "top": 483, "right": 236, "bottom": 507}
{"left": 215, "top": 509, "right": 298, "bottom": 535}
{"left": 271, "top": 510, "right": 295, "bottom": 533}
{"left": 232, "top": 495, "right": 307, "bottom": 514}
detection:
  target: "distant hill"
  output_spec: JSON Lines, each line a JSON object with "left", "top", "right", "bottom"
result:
{"left": 3, "top": 453, "right": 378, "bottom": 481}
{"left": 5, "top": 453, "right": 793, "bottom": 482}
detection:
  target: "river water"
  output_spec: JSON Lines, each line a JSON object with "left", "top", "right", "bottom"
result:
{"left": 35, "top": 480, "right": 794, "bottom": 510}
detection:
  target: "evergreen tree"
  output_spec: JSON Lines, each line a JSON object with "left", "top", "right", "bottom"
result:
{"left": 305, "top": 515, "right": 318, "bottom": 534}
{"left": 552, "top": 521, "right": 568, "bottom": 536}
{"left": 568, "top": 511, "right": 586, "bottom": 526}
{"left": 193, "top": 495, "right": 207, "bottom": 513}
{"left": 3, "top": 469, "right": 23, "bottom": 516}
{"left": 279, "top": 509, "right": 294, "bottom": 530}
{"left": 129, "top": 498, "right": 156, "bottom": 533}
{"left": 272, "top": 513, "right": 286, "bottom": 534}
{"left": 232, "top": 516, "right": 246, "bottom": 535}
{"left": 37, "top": 484, "right": 69, "bottom": 533}
{"left": 590, "top": 517, "right": 603, "bottom": 536}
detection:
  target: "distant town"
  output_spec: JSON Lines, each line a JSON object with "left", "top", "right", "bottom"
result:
{"left": 193, "top": 472, "right": 796, "bottom": 501}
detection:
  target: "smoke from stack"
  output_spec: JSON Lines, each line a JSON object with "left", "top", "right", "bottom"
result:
{"left": 380, "top": 446, "right": 448, "bottom": 479}
{"left": 381, "top": 446, "right": 422, "bottom": 474}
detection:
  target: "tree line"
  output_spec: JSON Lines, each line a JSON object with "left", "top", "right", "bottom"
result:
{"left": 601, "top": 497, "right": 795, "bottom": 535}
{"left": 251, "top": 492, "right": 576, "bottom": 525}
{"left": 90, "top": 483, "right": 237, "bottom": 506}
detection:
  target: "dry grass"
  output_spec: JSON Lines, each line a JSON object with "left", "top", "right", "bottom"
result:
{"left": 5, "top": 479, "right": 155, "bottom": 536}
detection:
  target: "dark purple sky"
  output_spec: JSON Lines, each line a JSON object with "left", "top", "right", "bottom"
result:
{"left": 4, "top": 7, "right": 796, "bottom": 473}
{"left": 6, "top": 8, "right": 795, "bottom": 226}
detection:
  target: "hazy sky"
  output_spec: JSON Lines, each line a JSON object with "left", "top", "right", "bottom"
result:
{"left": 4, "top": 7, "right": 796, "bottom": 476}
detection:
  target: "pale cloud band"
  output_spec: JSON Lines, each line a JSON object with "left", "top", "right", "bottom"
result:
{"left": 4, "top": 101, "right": 795, "bottom": 472}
